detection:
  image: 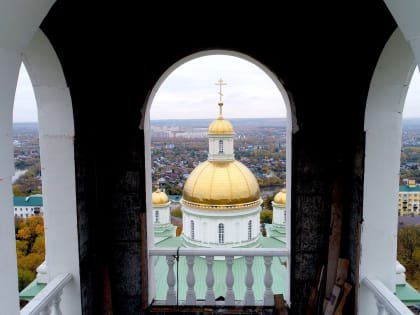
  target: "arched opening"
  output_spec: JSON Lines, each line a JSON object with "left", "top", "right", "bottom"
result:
{"left": 21, "top": 30, "right": 81, "bottom": 313}
{"left": 143, "top": 51, "right": 293, "bottom": 305}
{"left": 361, "top": 28, "right": 416, "bottom": 314}
{"left": 13, "top": 61, "right": 45, "bottom": 306}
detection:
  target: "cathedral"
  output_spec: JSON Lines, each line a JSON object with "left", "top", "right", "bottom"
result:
{"left": 151, "top": 89, "right": 287, "bottom": 302}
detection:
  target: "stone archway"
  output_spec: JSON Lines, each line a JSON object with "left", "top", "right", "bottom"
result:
{"left": 141, "top": 50, "right": 294, "bottom": 303}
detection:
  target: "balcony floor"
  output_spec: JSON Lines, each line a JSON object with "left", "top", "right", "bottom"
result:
{"left": 146, "top": 305, "right": 278, "bottom": 315}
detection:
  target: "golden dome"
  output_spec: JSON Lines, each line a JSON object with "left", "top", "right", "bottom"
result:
{"left": 208, "top": 116, "right": 234, "bottom": 135}
{"left": 152, "top": 189, "right": 169, "bottom": 205}
{"left": 182, "top": 160, "right": 261, "bottom": 206}
{"left": 274, "top": 188, "right": 286, "bottom": 205}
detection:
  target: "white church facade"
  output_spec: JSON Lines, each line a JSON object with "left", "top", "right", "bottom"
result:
{"left": 151, "top": 87, "right": 288, "bottom": 301}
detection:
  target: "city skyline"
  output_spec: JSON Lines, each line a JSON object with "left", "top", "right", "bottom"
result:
{"left": 12, "top": 56, "right": 420, "bottom": 122}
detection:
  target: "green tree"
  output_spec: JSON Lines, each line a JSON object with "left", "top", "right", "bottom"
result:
{"left": 262, "top": 194, "right": 275, "bottom": 210}
{"left": 18, "top": 269, "right": 35, "bottom": 291}
{"left": 171, "top": 206, "right": 183, "bottom": 218}
{"left": 260, "top": 209, "right": 273, "bottom": 224}
{"left": 397, "top": 225, "right": 420, "bottom": 284}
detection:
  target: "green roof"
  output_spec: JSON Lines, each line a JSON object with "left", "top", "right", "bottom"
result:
{"left": 19, "top": 279, "right": 46, "bottom": 301}
{"left": 156, "top": 236, "right": 183, "bottom": 247}
{"left": 396, "top": 283, "right": 420, "bottom": 306}
{"left": 399, "top": 185, "right": 420, "bottom": 193}
{"left": 13, "top": 195, "right": 43, "bottom": 207}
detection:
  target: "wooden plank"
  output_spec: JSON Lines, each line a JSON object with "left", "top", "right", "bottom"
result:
{"left": 324, "top": 284, "right": 341, "bottom": 315}
{"left": 335, "top": 258, "right": 349, "bottom": 286}
{"left": 306, "top": 264, "right": 324, "bottom": 315}
{"left": 324, "top": 180, "right": 344, "bottom": 305}
{"left": 274, "top": 294, "right": 288, "bottom": 315}
{"left": 334, "top": 282, "right": 352, "bottom": 315}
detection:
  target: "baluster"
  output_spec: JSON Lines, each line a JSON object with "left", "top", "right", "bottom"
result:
{"left": 166, "top": 255, "right": 177, "bottom": 305}
{"left": 52, "top": 289, "right": 63, "bottom": 315}
{"left": 375, "top": 297, "right": 385, "bottom": 315}
{"left": 205, "top": 256, "right": 215, "bottom": 305}
{"left": 263, "top": 256, "right": 274, "bottom": 306}
{"left": 225, "top": 255, "right": 235, "bottom": 306}
{"left": 40, "top": 303, "right": 52, "bottom": 315}
{"left": 186, "top": 255, "right": 196, "bottom": 305}
{"left": 243, "top": 256, "right": 255, "bottom": 305}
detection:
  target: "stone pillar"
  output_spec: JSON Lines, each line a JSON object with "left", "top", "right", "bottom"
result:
{"left": 0, "top": 48, "right": 22, "bottom": 315}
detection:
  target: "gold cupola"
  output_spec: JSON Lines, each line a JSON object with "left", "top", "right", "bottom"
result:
{"left": 208, "top": 102, "right": 235, "bottom": 135}
{"left": 152, "top": 188, "right": 170, "bottom": 205}
{"left": 208, "top": 79, "right": 235, "bottom": 135}
{"left": 182, "top": 79, "right": 262, "bottom": 210}
{"left": 182, "top": 160, "right": 261, "bottom": 207}
{"left": 274, "top": 188, "right": 287, "bottom": 205}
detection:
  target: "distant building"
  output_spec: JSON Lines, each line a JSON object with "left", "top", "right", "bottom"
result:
{"left": 13, "top": 194, "right": 43, "bottom": 218}
{"left": 399, "top": 180, "right": 420, "bottom": 216}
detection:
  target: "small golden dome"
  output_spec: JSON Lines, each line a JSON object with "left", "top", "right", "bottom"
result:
{"left": 274, "top": 188, "right": 286, "bottom": 205}
{"left": 208, "top": 116, "right": 234, "bottom": 135}
{"left": 152, "top": 189, "right": 169, "bottom": 205}
{"left": 182, "top": 160, "right": 260, "bottom": 206}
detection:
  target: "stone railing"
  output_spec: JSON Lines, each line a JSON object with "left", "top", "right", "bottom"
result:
{"left": 362, "top": 277, "right": 413, "bottom": 315}
{"left": 20, "top": 273, "right": 72, "bottom": 315}
{"left": 149, "top": 247, "right": 289, "bottom": 306}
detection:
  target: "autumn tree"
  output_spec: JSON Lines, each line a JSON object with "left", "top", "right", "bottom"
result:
{"left": 397, "top": 225, "right": 420, "bottom": 289}
{"left": 15, "top": 216, "right": 45, "bottom": 291}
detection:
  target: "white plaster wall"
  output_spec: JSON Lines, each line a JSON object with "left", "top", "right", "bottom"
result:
{"left": 361, "top": 29, "right": 415, "bottom": 314}
{"left": 23, "top": 30, "right": 81, "bottom": 315}
{"left": 0, "top": 48, "right": 25, "bottom": 315}
{"left": 208, "top": 136, "right": 234, "bottom": 160}
{"left": 384, "top": 0, "right": 420, "bottom": 67}
{"left": 182, "top": 205, "right": 260, "bottom": 245}
{"left": 0, "top": 2, "right": 55, "bottom": 313}
{"left": 153, "top": 205, "right": 171, "bottom": 224}
{"left": 272, "top": 204, "right": 286, "bottom": 225}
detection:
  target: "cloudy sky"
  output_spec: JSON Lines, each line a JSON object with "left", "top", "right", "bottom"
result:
{"left": 12, "top": 56, "right": 420, "bottom": 122}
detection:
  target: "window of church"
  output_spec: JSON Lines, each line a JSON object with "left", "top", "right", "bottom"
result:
{"left": 191, "top": 220, "right": 195, "bottom": 240}
{"left": 248, "top": 220, "right": 252, "bottom": 240}
{"left": 155, "top": 210, "right": 159, "bottom": 223}
{"left": 218, "top": 223, "right": 224, "bottom": 244}
{"left": 218, "top": 140, "right": 224, "bottom": 153}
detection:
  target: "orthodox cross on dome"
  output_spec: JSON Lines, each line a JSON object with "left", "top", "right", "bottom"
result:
{"left": 215, "top": 79, "right": 227, "bottom": 116}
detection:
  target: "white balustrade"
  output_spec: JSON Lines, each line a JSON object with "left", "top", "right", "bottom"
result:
{"left": 225, "top": 255, "right": 235, "bottom": 305}
{"left": 149, "top": 247, "right": 289, "bottom": 307}
{"left": 165, "top": 255, "right": 177, "bottom": 304}
{"left": 205, "top": 256, "right": 215, "bottom": 305}
{"left": 244, "top": 256, "right": 255, "bottom": 305}
{"left": 362, "top": 277, "right": 413, "bottom": 315}
{"left": 264, "top": 256, "right": 274, "bottom": 306}
{"left": 185, "top": 255, "right": 196, "bottom": 305}
{"left": 20, "top": 273, "right": 72, "bottom": 315}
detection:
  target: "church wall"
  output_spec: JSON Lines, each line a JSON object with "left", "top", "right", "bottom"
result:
{"left": 182, "top": 205, "right": 261, "bottom": 245}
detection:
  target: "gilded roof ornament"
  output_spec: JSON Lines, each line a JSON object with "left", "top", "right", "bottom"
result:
{"left": 215, "top": 78, "right": 227, "bottom": 116}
